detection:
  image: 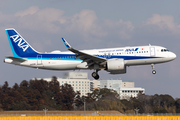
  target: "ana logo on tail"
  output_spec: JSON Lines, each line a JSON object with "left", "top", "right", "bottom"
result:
{"left": 10, "top": 35, "right": 29, "bottom": 52}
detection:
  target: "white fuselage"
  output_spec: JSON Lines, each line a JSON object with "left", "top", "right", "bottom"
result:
{"left": 5, "top": 45, "right": 176, "bottom": 71}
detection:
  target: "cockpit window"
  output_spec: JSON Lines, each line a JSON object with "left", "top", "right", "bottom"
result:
{"left": 161, "top": 49, "right": 169, "bottom": 52}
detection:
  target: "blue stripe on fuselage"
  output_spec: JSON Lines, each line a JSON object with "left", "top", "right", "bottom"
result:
{"left": 108, "top": 55, "right": 161, "bottom": 60}
{"left": 22, "top": 54, "right": 162, "bottom": 61}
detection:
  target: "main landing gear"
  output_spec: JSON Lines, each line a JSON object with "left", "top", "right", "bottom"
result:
{"left": 151, "top": 64, "right": 156, "bottom": 74}
{"left": 92, "top": 70, "right": 99, "bottom": 80}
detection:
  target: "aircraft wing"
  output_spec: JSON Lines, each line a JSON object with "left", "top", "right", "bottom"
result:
{"left": 61, "top": 38, "right": 106, "bottom": 64}
{"left": 6, "top": 56, "right": 27, "bottom": 62}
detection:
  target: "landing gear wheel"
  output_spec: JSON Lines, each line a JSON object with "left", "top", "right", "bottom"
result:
{"left": 94, "top": 74, "right": 99, "bottom": 80}
{"left": 92, "top": 72, "right": 99, "bottom": 80}
{"left": 152, "top": 70, "right": 156, "bottom": 74}
{"left": 92, "top": 72, "right": 97, "bottom": 78}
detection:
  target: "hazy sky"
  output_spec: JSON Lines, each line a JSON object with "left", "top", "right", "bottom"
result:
{"left": 0, "top": 0, "right": 180, "bottom": 98}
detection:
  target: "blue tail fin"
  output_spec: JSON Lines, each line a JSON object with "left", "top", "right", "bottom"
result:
{"left": 5, "top": 28, "right": 38, "bottom": 57}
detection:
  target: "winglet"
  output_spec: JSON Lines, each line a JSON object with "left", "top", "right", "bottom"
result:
{"left": 61, "top": 38, "right": 71, "bottom": 49}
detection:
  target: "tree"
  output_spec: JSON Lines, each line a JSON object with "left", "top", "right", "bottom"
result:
{"left": 20, "top": 80, "right": 29, "bottom": 87}
{"left": 175, "top": 99, "right": 180, "bottom": 113}
{"left": 12, "top": 83, "right": 19, "bottom": 91}
{"left": 130, "top": 98, "right": 144, "bottom": 113}
{"left": 11, "top": 101, "right": 31, "bottom": 110}
{"left": 74, "top": 91, "right": 84, "bottom": 109}
{"left": 60, "top": 83, "right": 75, "bottom": 110}
{"left": 49, "top": 76, "right": 60, "bottom": 94}
{"left": 91, "top": 88, "right": 118, "bottom": 100}
{"left": 2, "top": 81, "right": 10, "bottom": 93}
{"left": 159, "top": 94, "right": 175, "bottom": 107}
{"left": 29, "top": 79, "right": 48, "bottom": 94}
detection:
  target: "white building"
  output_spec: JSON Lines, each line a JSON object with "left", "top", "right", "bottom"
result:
{"left": 33, "top": 72, "right": 145, "bottom": 99}
{"left": 35, "top": 72, "right": 92, "bottom": 96}
{"left": 100, "top": 79, "right": 145, "bottom": 100}
{"left": 90, "top": 80, "right": 100, "bottom": 92}
{"left": 100, "top": 79, "right": 122, "bottom": 93}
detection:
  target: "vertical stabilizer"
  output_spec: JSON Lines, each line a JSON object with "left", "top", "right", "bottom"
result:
{"left": 5, "top": 28, "right": 38, "bottom": 57}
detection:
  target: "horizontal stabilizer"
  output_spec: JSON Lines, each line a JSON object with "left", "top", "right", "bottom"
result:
{"left": 6, "top": 56, "right": 27, "bottom": 62}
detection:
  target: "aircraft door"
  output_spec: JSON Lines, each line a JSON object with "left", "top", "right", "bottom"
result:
{"left": 108, "top": 53, "right": 111, "bottom": 58}
{"left": 104, "top": 53, "right": 111, "bottom": 58}
{"left": 37, "top": 55, "right": 42, "bottom": 65}
{"left": 150, "top": 47, "right": 155, "bottom": 56}
{"left": 104, "top": 53, "right": 106, "bottom": 58}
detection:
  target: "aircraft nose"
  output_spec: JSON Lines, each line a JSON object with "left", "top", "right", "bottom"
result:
{"left": 171, "top": 52, "right": 176, "bottom": 60}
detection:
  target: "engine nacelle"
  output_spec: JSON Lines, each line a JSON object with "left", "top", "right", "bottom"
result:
{"left": 106, "top": 59, "right": 125, "bottom": 71}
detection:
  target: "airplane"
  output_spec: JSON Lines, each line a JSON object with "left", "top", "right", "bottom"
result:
{"left": 4, "top": 28, "right": 176, "bottom": 80}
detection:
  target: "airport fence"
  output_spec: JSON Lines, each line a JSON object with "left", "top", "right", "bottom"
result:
{"left": 1, "top": 116, "right": 180, "bottom": 120}
{"left": 0, "top": 113, "right": 180, "bottom": 116}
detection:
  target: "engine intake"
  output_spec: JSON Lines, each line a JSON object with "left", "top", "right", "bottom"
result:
{"left": 106, "top": 59, "right": 125, "bottom": 71}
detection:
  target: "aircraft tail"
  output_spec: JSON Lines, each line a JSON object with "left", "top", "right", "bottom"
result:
{"left": 5, "top": 28, "right": 39, "bottom": 58}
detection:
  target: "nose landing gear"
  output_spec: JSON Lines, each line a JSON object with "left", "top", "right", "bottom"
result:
{"left": 151, "top": 64, "right": 156, "bottom": 74}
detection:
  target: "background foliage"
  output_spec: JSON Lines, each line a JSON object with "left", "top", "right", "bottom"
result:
{"left": 0, "top": 77, "right": 179, "bottom": 113}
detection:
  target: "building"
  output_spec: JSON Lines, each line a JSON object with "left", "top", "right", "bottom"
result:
{"left": 35, "top": 72, "right": 92, "bottom": 96}
{"left": 100, "top": 79, "right": 122, "bottom": 93}
{"left": 33, "top": 72, "right": 145, "bottom": 99}
{"left": 90, "top": 80, "right": 100, "bottom": 92}
{"left": 100, "top": 79, "right": 145, "bottom": 100}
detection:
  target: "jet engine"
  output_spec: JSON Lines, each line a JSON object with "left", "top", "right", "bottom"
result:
{"left": 106, "top": 59, "right": 126, "bottom": 74}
